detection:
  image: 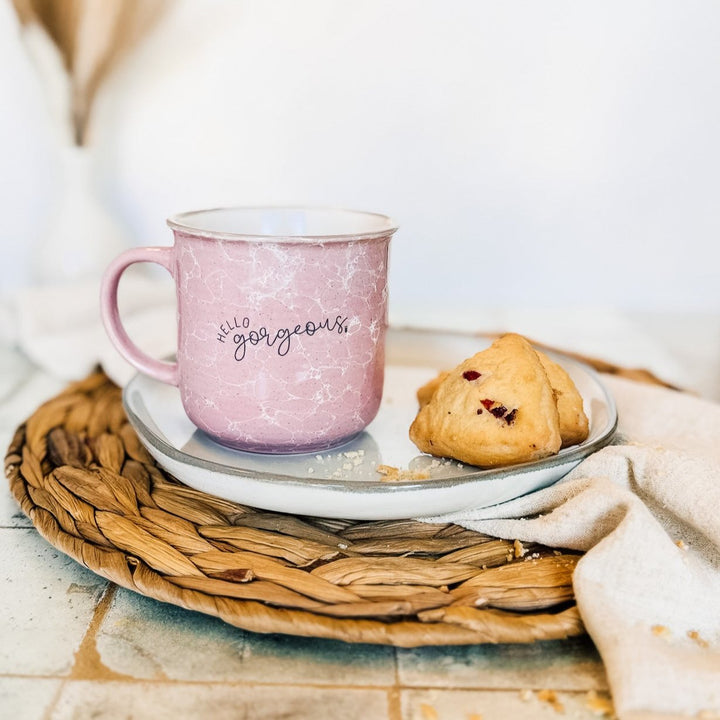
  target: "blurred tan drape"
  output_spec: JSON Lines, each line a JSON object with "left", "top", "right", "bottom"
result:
{"left": 12, "top": 0, "right": 170, "bottom": 144}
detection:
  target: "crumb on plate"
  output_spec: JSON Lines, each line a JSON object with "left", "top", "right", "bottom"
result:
{"left": 376, "top": 464, "right": 430, "bottom": 482}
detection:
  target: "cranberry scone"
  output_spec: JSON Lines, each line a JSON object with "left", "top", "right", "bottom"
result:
{"left": 409, "top": 334, "right": 563, "bottom": 467}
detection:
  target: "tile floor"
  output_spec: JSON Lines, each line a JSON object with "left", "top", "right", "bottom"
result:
{"left": 1, "top": 478, "right": 613, "bottom": 720}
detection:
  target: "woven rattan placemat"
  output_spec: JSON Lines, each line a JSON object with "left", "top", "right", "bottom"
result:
{"left": 5, "top": 361, "right": 669, "bottom": 647}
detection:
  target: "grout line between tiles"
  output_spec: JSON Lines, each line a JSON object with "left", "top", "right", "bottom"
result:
{"left": 387, "top": 687, "right": 403, "bottom": 720}
{"left": 388, "top": 645, "right": 403, "bottom": 720}
{"left": 41, "top": 678, "right": 67, "bottom": 720}
{"left": 67, "top": 582, "right": 134, "bottom": 681}
{"left": 0, "top": 676, "right": 609, "bottom": 694}
{"left": 26, "top": 678, "right": 615, "bottom": 719}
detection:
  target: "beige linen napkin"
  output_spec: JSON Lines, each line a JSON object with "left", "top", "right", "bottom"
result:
{"left": 428, "top": 375, "right": 720, "bottom": 719}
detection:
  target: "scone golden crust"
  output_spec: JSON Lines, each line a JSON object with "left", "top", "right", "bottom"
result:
{"left": 415, "top": 349, "right": 589, "bottom": 448}
{"left": 535, "top": 351, "right": 589, "bottom": 447}
{"left": 409, "top": 334, "right": 562, "bottom": 468}
{"left": 417, "top": 371, "right": 449, "bottom": 407}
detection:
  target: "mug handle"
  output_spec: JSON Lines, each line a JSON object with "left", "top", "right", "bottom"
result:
{"left": 100, "top": 246, "right": 179, "bottom": 386}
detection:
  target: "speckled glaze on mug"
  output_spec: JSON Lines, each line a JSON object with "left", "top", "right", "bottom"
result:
{"left": 101, "top": 207, "right": 396, "bottom": 453}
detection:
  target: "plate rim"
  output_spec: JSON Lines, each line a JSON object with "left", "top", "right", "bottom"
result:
{"left": 121, "top": 342, "right": 618, "bottom": 495}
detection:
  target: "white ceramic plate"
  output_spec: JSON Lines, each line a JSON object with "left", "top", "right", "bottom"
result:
{"left": 122, "top": 329, "right": 617, "bottom": 520}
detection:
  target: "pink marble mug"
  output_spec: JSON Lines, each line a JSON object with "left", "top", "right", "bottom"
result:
{"left": 101, "top": 207, "right": 397, "bottom": 453}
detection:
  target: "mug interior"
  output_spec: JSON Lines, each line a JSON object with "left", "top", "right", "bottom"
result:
{"left": 168, "top": 207, "right": 397, "bottom": 242}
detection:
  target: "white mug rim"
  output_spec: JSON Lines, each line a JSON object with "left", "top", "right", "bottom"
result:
{"left": 167, "top": 205, "right": 398, "bottom": 243}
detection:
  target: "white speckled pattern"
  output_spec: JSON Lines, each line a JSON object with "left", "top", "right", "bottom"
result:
{"left": 171, "top": 231, "right": 391, "bottom": 452}
{"left": 100, "top": 208, "right": 396, "bottom": 452}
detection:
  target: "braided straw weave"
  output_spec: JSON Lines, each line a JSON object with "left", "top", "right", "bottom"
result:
{"left": 4, "top": 363, "right": 669, "bottom": 646}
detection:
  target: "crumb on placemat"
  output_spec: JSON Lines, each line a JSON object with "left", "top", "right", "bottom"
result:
{"left": 585, "top": 690, "right": 615, "bottom": 717}
{"left": 513, "top": 539, "right": 527, "bottom": 558}
{"left": 688, "top": 629, "right": 710, "bottom": 648}
{"left": 652, "top": 624, "right": 672, "bottom": 639}
{"left": 537, "top": 689, "right": 564, "bottom": 713}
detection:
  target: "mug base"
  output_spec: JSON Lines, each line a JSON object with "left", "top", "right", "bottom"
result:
{"left": 202, "top": 430, "right": 363, "bottom": 456}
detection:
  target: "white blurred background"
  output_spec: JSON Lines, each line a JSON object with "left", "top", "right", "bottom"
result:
{"left": 1, "top": 0, "right": 719, "bottom": 392}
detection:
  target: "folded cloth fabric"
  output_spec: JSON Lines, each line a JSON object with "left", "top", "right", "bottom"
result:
{"left": 426, "top": 375, "right": 720, "bottom": 720}
{"left": 1, "top": 275, "right": 176, "bottom": 386}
